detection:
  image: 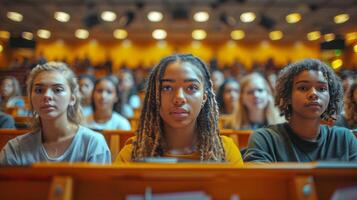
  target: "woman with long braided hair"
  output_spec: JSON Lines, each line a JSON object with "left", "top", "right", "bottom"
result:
{"left": 116, "top": 54, "right": 242, "bottom": 164}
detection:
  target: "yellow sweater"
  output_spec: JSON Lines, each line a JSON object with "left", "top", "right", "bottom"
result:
{"left": 115, "top": 135, "right": 243, "bottom": 165}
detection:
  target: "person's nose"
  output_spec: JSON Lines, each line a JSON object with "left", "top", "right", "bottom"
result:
{"left": 43, "top": 88, "right": 53, "bottom": 101}
{"left": 173, "top": 88, "right": 186, "bottom": 106}
{"left": 307, "top": 87, "right": 318, "bottom": 100}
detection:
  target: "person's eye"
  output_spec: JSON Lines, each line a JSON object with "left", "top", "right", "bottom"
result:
{"left": 187, "top": 84, "right": 199, "bottom": 92}
{"left": 161, "top": 85, "right": 172, "bottom": 91}
{"left": 54, "top": 87, "right": 64, "bottom": 93}
{"left": 317, "top": 86, "right": 328, "bottom": 92}
{"left": 34, "top": 87, "right": 43, "bottom": 94}
{"left": 297, "top": 86, "right": 308, "bottom": 91}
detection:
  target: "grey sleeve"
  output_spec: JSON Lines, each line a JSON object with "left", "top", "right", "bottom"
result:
{"left": 0, "top": 140, "right": 21, "bottom": 166}
{"left": 87, "top": 135, "right": 112, "bottom": 164}
{"left": 347, "top": 131, "right": 357, "bottom": 161}
{"left": 243, "top": 130, "right": 275, "bottom": 163}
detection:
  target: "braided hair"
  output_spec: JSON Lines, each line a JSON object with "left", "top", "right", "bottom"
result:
{"left": 132, "top": 54, "right": 226, "bottom": 162}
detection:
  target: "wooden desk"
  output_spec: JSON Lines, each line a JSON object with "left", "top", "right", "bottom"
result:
{"left": 0, "top": 163, "right": 356, "bottom": 200}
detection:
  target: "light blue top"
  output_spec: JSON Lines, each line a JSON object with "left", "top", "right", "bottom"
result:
{"left": 0, "top": 126, "right": 111, "bottom": 165}
{"left": 85, "top": 112, "right": 131, "bottom": 131}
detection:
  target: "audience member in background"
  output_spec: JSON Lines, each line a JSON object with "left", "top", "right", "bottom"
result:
{"left": 226, "top": 73, "right": 282, "bottom": 130}
{"left": 0, "top": 62, "right": 111, "bottom": 165}
{"left": 217, "top": 78, "right": 240, "bottom": 115}
{"left": 211, "top": 69, "right": 225, "bottom": 94}
{"left": 78, "top": 74, "right": 96, "bottom": 117}
{"left": 0, "top": 111, "right": 15, "bottom": 129}
{"left": 118, "top": 69, "right": 140, "bottom": 118}
{"left": 0, "top": 76, "right": 26, "bottom": 115}
{"left": 85, "top": 76, "right": 131, "bottom": 131}
{"left": 116, "top": 54, "right": 242, "bottom": 165}
{"left": 335, "top": 81, "right": 357, "bottom": 130}
{"left": 339, "top": 70, "right": 355, "bottom": 95}
{"left": 244, "top": 58, "right": 357, "bottom": 162}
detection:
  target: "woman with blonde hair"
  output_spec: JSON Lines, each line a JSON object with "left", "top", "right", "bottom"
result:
{"left": 0, "top": 76, "right": 26, "bottom": 115}
{"left": 0, "top": 62, "right": 111, "bottom": 165}
{"left": 227, "top": 72, "right": 283, "bottom": 130}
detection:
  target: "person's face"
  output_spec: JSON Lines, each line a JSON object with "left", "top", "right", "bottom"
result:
{"left": 159, "top": 61, "right": 207, "bottom": 129}
{"left": 1, "top": 79, "right": 14, "bottom": 98}
{"left": 93, "top": 80, "right": 117, "bottom": 111}
{"left": 223, "top": 82, "right": 239, "bottom": 110}
{"left": 79, "top": 78, "right": 94, "bottom": 100}
{"left": 242, "top": 77, "right": 269, "bottom": 111}
{"left": 120, "top": 72, "right": 134, "bottom": 91}
{"left": 31, "top": 71, "right": 75, "bottom": 120}
{"left": 291, "top": 70, "right": 329, "bottom": 120}
{"left": 211, "top": 71, "right": 224, "bottom": 91}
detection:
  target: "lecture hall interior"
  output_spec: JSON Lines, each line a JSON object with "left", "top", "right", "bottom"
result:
{"left": 0, "top": 0, "right": 357, "bottom": 199}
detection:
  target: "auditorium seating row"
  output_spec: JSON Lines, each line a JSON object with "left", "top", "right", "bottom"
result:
{"left": 0, "top": 162, "right": 356, "bottom": 200}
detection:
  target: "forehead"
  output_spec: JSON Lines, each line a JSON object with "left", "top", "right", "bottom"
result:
{"left": 33, "top": 71, "right": 68, "bottom": 85}
{"left": 162, "top": 61, "right": 203, "bottom": 81}
{"left": 293, "top": 70, "right": 327, "bottom": 83}
{"left": 2, "top": 79, "right": 13, "bottom": 85}
{"left": 225, "top": 82, "right": 239, "bottom": 89}
{"left": 244, "top": 77, "right": 266, "bottom": 89}
{"left": 96, "top": 79, "right": 116, "bottom": 89}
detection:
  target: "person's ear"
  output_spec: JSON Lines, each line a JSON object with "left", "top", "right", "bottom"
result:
{"left": 69, "top": 94, "right": 76, "bottom": 106}
{"left": 202, "top": 91, "right": 208, "bottom": 105}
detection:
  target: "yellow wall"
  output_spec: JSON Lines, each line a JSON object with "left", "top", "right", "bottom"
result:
{"left": 0, "top": 39, "right": 343, "bottom": 71}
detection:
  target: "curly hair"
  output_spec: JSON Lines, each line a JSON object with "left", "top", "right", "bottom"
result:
{"left": 131, "top": 54, "right": 226, "bottom": 162}
{"left": 275, "top": 58, "right": 343, "bottom": 121}
{"left": 344, "top": 81, "right": 357, "bottom": 126}
{"left": 27, "top": 62, "right": 82, "bottom": 131}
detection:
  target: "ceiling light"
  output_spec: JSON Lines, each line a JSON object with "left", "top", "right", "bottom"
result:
{"left": 113, "top": 29, "right": 128, "bottom": 39}
{"left": 285, "top": 13, "right": 301, "bottom": 24}
{"left": 192, "top": 29, "right": 207, "bottom": 40}
{"left": 324, "top": 33, "right": 335, "bottom": 42}
{"left": 101, "top": 11, "right": 116, "bottom": 22}
{"left": 193, "top": 11, "right": 209, "bottom": 22}
{"left": 7, "top": 12, "right": 23, "bottom": 22}
{"left": 37, "top": 29, "right": 51, "bottom": 39}
{"left": 0, "top": 31, "right": 10, "bottom": 39}
{"left": 0, "top": 44, "right": 3, "bottom": 53}
{"left": 54, "top": 11, "right": 70, "bottom": 22}
{"left": 230, "top": 30, "right": 245, "bottom": 40}
{"left": 307, "top": 31, "right": 321, "bottom": 41}
{"left": 22, "top": 32, "right": 33, "bottom": 40}
{"left": 331, "top": 59, "right": 342, "bottom": 69}
{"left": 354, "top": 44, "right": 357, "bottom": 53}
{"left": 152, "top": 29, "right": 167, "bottom": 40}
{"left": 334, "top": 14, "right": 349, "bottom": 24}
{"left": 75, "top": 29, "right": 89, "bottom": 39}
{"left": 240, "top": 12, "right": 255, "bottom": 23}
{"left": 147, "top": 11, "right": 163, "bottom": 22}
{"left": 269, "top": 30, "right": 283, "bottom": 40}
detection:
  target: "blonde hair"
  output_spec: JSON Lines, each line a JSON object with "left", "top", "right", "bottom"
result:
{"left": 132, "top": 54, "right": 226, "bottom": 162}
{"left": 230, "top": 73, "right": 282, "bottom": 129}
{"left": 26, "top": 62, "right": 82, "bottom": 131}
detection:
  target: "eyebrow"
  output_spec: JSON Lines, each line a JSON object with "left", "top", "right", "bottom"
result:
{"left": 160, "top": 78, "right": 201, "bottom": 83}
{"left": 295, "top": 80, "right": 328, "bottom": 84}
{"left": 34, "top": 83, "right": 65, "bottom": 87}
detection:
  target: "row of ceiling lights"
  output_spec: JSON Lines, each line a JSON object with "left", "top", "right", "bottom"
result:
{"left": 2, "top": 10, "right": 354, "bottom": 41}
{"left": 6, "top": 10, "right": 350, "bottom": 24}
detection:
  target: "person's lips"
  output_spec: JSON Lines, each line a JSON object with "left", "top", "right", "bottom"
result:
{"left": 170, "top": 108, "right": 189, "bottom": 118}
{"left": 40, "top": 104, "right": 55, "bottom": 111}
{"left": 305, "top": 102, "right": 322, "bottom": 110}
